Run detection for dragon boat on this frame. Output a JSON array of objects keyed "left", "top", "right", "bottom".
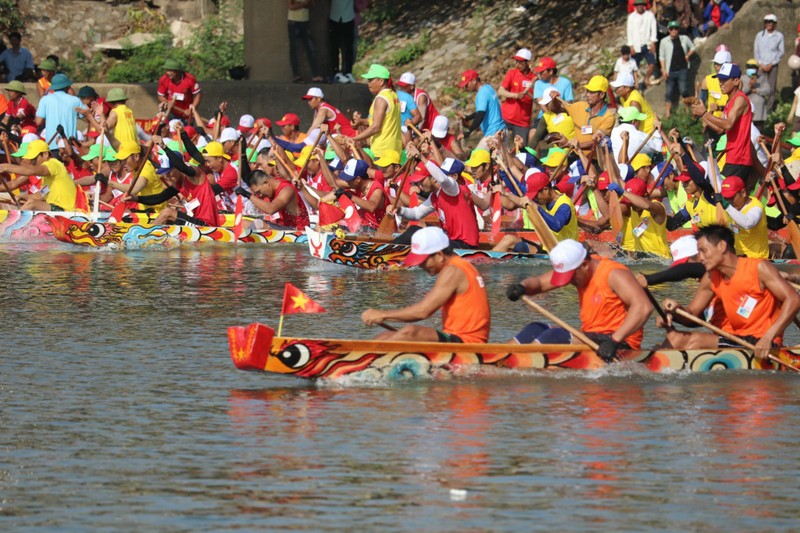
[
  {"left": 0, "top": 209, "right": 152, "bottom": 242},
  {"left": 46, "top": 215, "right": 307, "bottom": 249},
  {"left": 306, "top": 227, "right": 548, "bottom": 269},
  {"left": 228, "top": 323, "right": 800, "bottom": 380}
]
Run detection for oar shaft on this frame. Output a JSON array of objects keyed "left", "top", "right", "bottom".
[
  {"left": 378, "top": 322, "right": 397, "bottom": 332},
  {"left": 522, "top": 296, "right": 600, "bottom": 350}
]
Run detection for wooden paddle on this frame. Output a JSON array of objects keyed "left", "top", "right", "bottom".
[
  {"left": 600, "top": 142, "right": 625, "bottom": 237},
  {"left": 375, "top": 156, "right": 416, "bottom": 239},
  {"left": 109, "top": 139, "right": 156, "bottom": 222},
  {"left": 522, "top": 296, "right": 600, "bottom": 351},
  {"left": 674, "top": 308, "right": 800, "bottom": 372},
  {"left": 1, "top": 137, "right": 19, "bottom": 208},
  {"left": 755, "top": 138, "right": 781, "bottom": 201},
  {"left": 496, "top": 159, "right": 559, "bottom": 251},
  {"left": 92, "top": 125, "right": 105, "bottom": 219},
  {"left": 706, "top": 144, "right": 726, "bottom": 225},
  {"left": 646, "top": 153, "right": 675, "bottom": 197},
  {"left": 764, "top": 168, "right": 800, "bottom": 258},
  {"left": 379, "top": 322, "right": 397, "bottom": 332},
  {"left": 630, "top": 127, "right": 656, "bottom": 161}
]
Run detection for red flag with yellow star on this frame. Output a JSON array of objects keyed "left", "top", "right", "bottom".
[{"left": 281, "top": 283, "right": 326, "bottom": 315}]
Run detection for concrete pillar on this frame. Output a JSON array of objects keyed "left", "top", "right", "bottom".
[{"left": 244, "top": 0, "right": 331, "bottom": 81}]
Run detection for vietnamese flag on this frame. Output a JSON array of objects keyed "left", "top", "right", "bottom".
[
  {"left": 281, "top": 282, "right": 326, "bottom": 315},
  {"left": 317, "top": 201, "right": 345, "bottom": 227},
  {"left": 337, "top": 194, "right": 362, "bottom": 233},
  {"left": 490, "top": 191, "right": 502, "bottom": 239}
]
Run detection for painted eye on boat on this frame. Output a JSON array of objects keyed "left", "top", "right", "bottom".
[
  {"left": 279, "top": 344, "right": 310, "bottom": 368},
  {"left": 87, "top": 224, "right": 106, "bottom": 239}
]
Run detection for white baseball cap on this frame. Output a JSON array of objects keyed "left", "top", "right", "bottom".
[
  {"left": 22, "top": 132, "right": 39, "bottom": 144},
  {"left": 713, "top": 50, "right": 732, "bottom": 64},
  {"left": 168, "top": 119, "right": 181, "bottom": 132},
  {"left": 610, "top": 72, "right": 635, "bottom": 88},
  {"left": 238, "top": 114, "right": 255, "bottom": 128},
  {"left": 397, "top": 72, "right": 416, "bottom": 86},
  {"left": 431, "top": 115, "right": 449, "bottom": 139},
  {"left": 404, "top": 226, "right": 450, "bottom": 266},
  {"left": 548, "top": 239, "right": 588, "bottom": 287},
  {"left": 302, "top": 87, "right": 324, "bottom": 100},
  {"left": 537, "top": 88, "right": 560, "bottom": 106},
  {"left": 670, "top": 235, "right": 698, "bottom": 266},
  {"left": 218, "top": 127, "right": 240, "bottom": 143},
  {"left": 514, "top": 48, "right": 532, "bottom": 62},
  {"left": 764, "top": 13, "right": 777, "bottom": 23}
]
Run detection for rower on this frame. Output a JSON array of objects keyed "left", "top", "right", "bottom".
[
  {"left": 106, "top": 141, "right": 167, "bottom": 212},
  {"left": 0, "top": 139, "right": 77, "bottom": 211},
  {"left": 506, "top": 239, "right": 653, "bottom": 361},
  {"left": 608, "top": 177, "right": 671, "bottom": 259},
  {"left": 661, "top": 225, "right": 800, "bottom": 360},
  {"left": 361, "top": 226, "right": 491, "bottom": 343},
  {"left": 325, "top": 158, "right": 387, "bottom": 230},
  {"left": 715, "top": 175, "right": 768, "bottom": 258},
  {"left": 491, "top": 170, "right": 577, "bottom": 253},
  {"left": 391, "top": 142, "right": 480, "bottom": 249},
  {"left": 236, "top": 169, "right": 310, "bottom": 230}
]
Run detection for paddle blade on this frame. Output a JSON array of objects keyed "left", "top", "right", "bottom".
[
  {"left": 337, "top": 194, "right": 362, "bottom": 233},
  {"left": 609, "top": 191, "right": 624, "bottom": 235},
  {"left": 374, "top": 208, "right": 396, "bottom": 239},
  {"left": 490, "top": 192, "right": 502, "bottom": 239},
  {"left": 232, "top": 194, "right": 244, "bottom": 240},
  {"left": 789, "top": 220, "right": 800, "bottom": 258},
  {"left": 108, "top": 201, "right": 126, "bottom": 223}
]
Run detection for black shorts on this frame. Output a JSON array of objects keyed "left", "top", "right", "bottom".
[
  {"left": 50, "top": 204, "right": 65, "bottom": 212},
  {"left": 175, "top": 211, "right": 208, "bottom": 227},
  {"left": 436, "top": 330, "right": 463, "bottom": 343},
  {"left": 720, "top": 163, "right": 751, "bottom": 184}
]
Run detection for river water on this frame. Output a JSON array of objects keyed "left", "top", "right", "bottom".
[{"left": 1, "top": 243, "right": 799, "bottom": 531}]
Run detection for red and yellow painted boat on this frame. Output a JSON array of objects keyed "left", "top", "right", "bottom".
[{"left": 228, "top": 323, "right": 800, "bottom": 380}]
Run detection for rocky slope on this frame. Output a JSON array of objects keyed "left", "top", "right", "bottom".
[{"left": 355, "top": 0, "right": 629, "bottom": 115}]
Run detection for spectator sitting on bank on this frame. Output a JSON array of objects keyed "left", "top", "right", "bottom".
[
  {"left": 36, "top": 57, "right": 57, "bottom": 97},
  {"left": 698, "top": 0, "right": 735, "bottom": 39},
  {"left": 0, "top": 32, "right": 34, "bottom": 83},
  {"left": 613, "top": 45, "right": 640, "bottom": 89},
  {"left": 742, "top": 58, "right": 771, "bottom": 131}
]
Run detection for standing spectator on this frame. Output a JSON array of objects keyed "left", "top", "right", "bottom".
[
  {"left": 497, "top": 48, "right": 535, "bottom": 144},
  {"left": 613, "top": 45, "right": 640, "bottom": 88},
  {"left": 742, "top": 58, "right": 771, "bottom": 131},
  {"left": 659, "top": 20, "right": 696, "bottom": 119},
  {"left": 791, "top": 22, "right": 800, "bottom": 90},
  {"left": 287, "top": 0, "right": 323, "bottom": 83},
  {"left": 329, "top": 0, "right": 355, "bottom": 84},
  {"left": 754, "top": 13, "right": 784, "bottom": 112},
  {"left": 698, "top": 1, "right": 734, "bottom": 39},
  {"left": 533, "top": 57, "right": 574, "bottom": 109},
  {"left": 35, "top": 73, "right": 84, "bottom": 150},
  {"left": 457, "top": 69, "right": 506, "bottom": 148},
  {"left": 157, "top": 59, "right": 202, "bottom": 122},
  {"left": 670, "top": 0, "right": 696, "bottom": 37},
  {"left": 627, "top": 0, "right": 659, "bottom": 90},
  {"left": 0, "top": 32, "right": 34, "bottom": 83},
  {"left": 36, "top": 57, "right": 56, "bottom": 97}
]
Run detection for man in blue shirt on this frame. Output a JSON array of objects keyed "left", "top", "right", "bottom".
[
  {"left": 457, "top": 69, "right": 505, "bottom": 147},
  {"left": 35, "top": 73, "right": 86, "bottom": 150},
  {"left": 0, "top": 32, "right": 34, "bottom": 82}
]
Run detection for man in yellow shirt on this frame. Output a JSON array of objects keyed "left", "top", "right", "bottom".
[
  {"left": 610, "top": 72, "right": 655, "bottom": 133},
  {"left": 352, "top": 64, "right": 402, "bottom": 159},
  {"left": 563, "top": 75, "right": 616, "bottom": 156},
  {"left": 0, "top": 139, "right": 77, "bottom": 211},
  {"left": 106, "top": 142, "right": 167, "bottom": 211},
  {"left": 104, "top": 88, "right": 137, "bottom": 148}
]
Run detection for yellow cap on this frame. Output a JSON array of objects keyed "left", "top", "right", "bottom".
[
  {"left": 203, "top": 141, "right": 230, "bottom": 160},
  {"left": 584, "top": 75, "right": 609, "bottom": 93},
  {"left": 374, "top": 149, "right": 401, "bottom": 167},
  {"left": 115, "top": 142, "right": 141, "bottom": 160},
  {"left": 464, "top": 148, "right": 491, "bottom": 168},
  {"left": 542, "top": 149, "right": 567, "bottom": 168},
  {"left": 631, "top": 153, "right": 652, "bottom": 171},
  {"left": 294, "top": 145, "right": 318, "bottom": 168},
  {"left": 22, "top": 139, "right": 50, "bottom": 160}
]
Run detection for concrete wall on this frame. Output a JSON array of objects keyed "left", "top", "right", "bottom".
[
  {"left": 244, "top": 0, "right": 332, "bottom": 82},
  {"left": 18, "top": 80, "right": 372, "bottom": 128},
  {"left": 697, "top": 0, "right": 800, "bottom": 98}
]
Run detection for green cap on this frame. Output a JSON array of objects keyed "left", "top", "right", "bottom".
[
  {"left": 542, "top": 147, "right": 568, "bottom": 167},
  {"left": 363, "top": 147, "right": 375, "bottom": 160},
  {"left": 38, "top": 58, "right": 57, "bottom": 71},
  {"left": 157, "top": 139, "right": 181, "bottom": 154},
  {"left": 324, "top": 147, "right": 336, "bottom": 160},
  {"left": 361, "top": 64, "right": 390, "bottom": 80},
  {"left": 668, "top": 20, "right": 680, "bottom": 29},
  {"left": 106, "top": 87, "right": 128, "bottom": 102},
  {"left": 788, "top": 133, "right": 800, "bottom": 147},
  {"left": 246, "top": 147, "right": 258, "bottom": 163},
  {"left": 11, "top": 142, "right": 28, "bottom": 158},
  {"left": 5, "top": 80, "right": 25, "bottom": 94},
  {"left": 81, "top": 143, "right": 116, "bottom": 162},
  {"left": 618, "top": 106, "right": 648, "bottom": 123},
  {"left": 163, "top": 58, "right": 184, "bottom": 71},
  {"left": 715, "top": 134, "right": 728, "bottom": 151}
]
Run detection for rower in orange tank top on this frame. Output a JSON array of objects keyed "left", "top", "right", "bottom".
[{"left": 361, "top": 227, "right": 491, "bottom": 343}]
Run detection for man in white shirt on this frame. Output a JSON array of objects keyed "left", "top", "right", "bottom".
[
  {"left": 626, "top": 0, "right": 658, "bottom": 89},
  {"left": 754, "top": 13, "right": 784, "bottom": 112}
]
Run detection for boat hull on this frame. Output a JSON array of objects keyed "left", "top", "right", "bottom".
[
  {"left": 306, "top": 227, "right": 547, "bottom": 269},
  {"left": 46, "top": 215, "right": 307, "bottom": 249},
  {"left": 228, "top": 323, "right": 799, "bottom": 379}
]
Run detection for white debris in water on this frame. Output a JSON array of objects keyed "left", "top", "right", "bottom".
[{"left": 449, "top": 488, "right": 467, "bottom": 501}]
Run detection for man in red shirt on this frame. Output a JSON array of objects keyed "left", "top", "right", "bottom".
[
  {"left": 497, "top": 48, "right": 535, "bottom": 144},
  {"left": 157, "top": 58, "right": 201, "bottom": 122},
  {"left": 303, "top": 87, "right": 357, "bottom": 137},
  {"left": 691, "top": 62, "right": 753, "bottom": 185},
  {"left": 2, "top": 80, "right": 36, "bottom": 129}
]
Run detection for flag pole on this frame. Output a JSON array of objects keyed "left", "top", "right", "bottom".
[{"left": 277, "top": 313, "right": 285, "bottom": 337}]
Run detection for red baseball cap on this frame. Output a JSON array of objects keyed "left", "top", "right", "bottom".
[
  {"left": 534, "top": 57, "right": 557, "bottom": 73},
  {"left": 674, "top": 172, "right": 692, "bottom": 182},
  {"left": 255, "top": 117, "right": 272, "bottom": 129},
  {"left": 720, "top": 176, "right": 745, "bottom": 199},
  {"left": 184, "top": 125, "right": 197, "bottom": 138},
  {"left": 458, "top": 70, "right": 479, "bottom": 88},
  {"left": 276, "top": 113, "right": 300, "bottom": 127},
  {"left": 556, "top": 173, "right": 574, "bottom": 197},
  {"left": 408, "top": 162, "right": 431, "bottom": 183},
  {"left": 621, "top": 177, "right": 647, "bottom": 204},
  {"left": 596, "top": 171, "right": 610, "bottom": 191},
  {"left": 524, "top": 171, "right": 550, "bottom": 199},
  {"left": 788, "top": 179, "right": 800, "bottom": 191}
]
